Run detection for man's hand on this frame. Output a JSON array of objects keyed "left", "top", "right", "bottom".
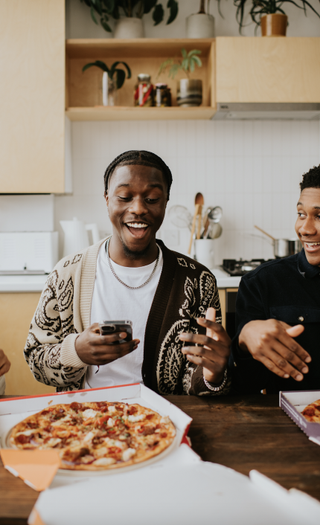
[
  {"left": 0, "top": 349, "right": 11, "bottom": 376},
  {"left": 75, "top": 323, "right": 140, "bottom": 366},
  {"left": 238, "top": 319, "right": 311, "bottom": 381},
  {"left": 180, "top": 308, "right": 231, "bottom": 384}
]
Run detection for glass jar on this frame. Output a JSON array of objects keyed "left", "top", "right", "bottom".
[
  {"left": 134, "top": 74, "right": 154, "bottom": 107},
  {"left": 155, "top": 83, "right": 171, "bottom": 107}
]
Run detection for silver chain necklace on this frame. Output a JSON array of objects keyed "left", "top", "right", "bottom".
[{"left": 106, "top": 238, "right": 160, "bottom": 290}]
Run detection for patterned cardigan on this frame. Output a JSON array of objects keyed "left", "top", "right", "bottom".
[{"left": 24, "top": 239, "right": 230, "bottom": 395}]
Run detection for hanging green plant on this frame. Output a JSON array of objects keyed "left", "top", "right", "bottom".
[{"left": 82, "top": 60, "right": 131, "bottom": 89}]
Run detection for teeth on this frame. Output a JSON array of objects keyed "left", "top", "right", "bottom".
[
  {"left": 306, "top": 242, "right": 320, "bottom": 246},
  {"left": 126, "top": 223, "right": 147, "bottom": 228}
]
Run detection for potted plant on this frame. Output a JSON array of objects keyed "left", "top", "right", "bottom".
[
  {"left": 80, "top": 0, "right": 179, "bottom": 38},
  {"left": 82, "top": 60, "right": 131, "bottom": 106},
  {"left": 158, "top": 48, "right": 203, "bottom": 107},
  {"left": 233, "top": 0, "right": 320, "bottom": 36},
  {"left": 186, "top": 0, "right": 215, "bottom": 38}
]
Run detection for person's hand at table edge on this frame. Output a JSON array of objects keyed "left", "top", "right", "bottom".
[
  {"left": 0, "top": 349, "right": 11, "bottom": 376},
  {"left": 180, "top": 307, "right": 231, "bottom": 385},
  {"left": 75, "top": 323, "right": 140, "bottom": 366},
  {"left": 238, "top": 319, "right": 311, "bottom": 381}
]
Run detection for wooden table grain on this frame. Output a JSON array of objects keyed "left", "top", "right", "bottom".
[{"left": 1, "top": 394, "right": 320, "bottom": 524}]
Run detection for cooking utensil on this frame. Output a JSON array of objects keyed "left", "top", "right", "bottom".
[
  {"left": 208, "top": 222, "right": 222, "bottom": 239},
  {"left": 188, "top": 193, "right": 204, "bottom": 254},
  {"left": 188, "top": 204, "right": 200, "bottom": 254},
  {"left": 168, "top": 205, "right": 192, "bottom": 229},
  {"left": 201, "top": 206, "right": 223, "bottom": 239},
  {"left": 196, "top": 192, "right": 204, "bottom": 240},
  {"left": 254, "top": 225, "right": 301, "bottom": 258}
]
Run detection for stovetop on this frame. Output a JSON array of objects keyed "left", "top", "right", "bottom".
[{"left": 222, "top": 259, "right": 274, "bottom": 276}]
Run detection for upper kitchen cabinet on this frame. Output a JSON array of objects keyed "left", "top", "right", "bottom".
[
  {"left": 0, "top": 0, "right": 68, "bottom": 194},
  {"left": 216, "top": 37, "right": 320, "bottom": 103},
  {"left": 66, "top": 39, "right": 216, "bottom": 121}
]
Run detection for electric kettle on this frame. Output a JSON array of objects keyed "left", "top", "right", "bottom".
[{"left": 60, "top": 218, "right": 100, "bottom": 257}]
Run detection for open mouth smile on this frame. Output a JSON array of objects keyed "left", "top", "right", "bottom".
[{"left": 125, "top": 222, "right": 149, "bottom": 238}]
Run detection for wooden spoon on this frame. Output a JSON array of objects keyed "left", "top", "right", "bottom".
[
  {"left": 196, "top": 192, "right": 204, "bottom": 240},
  {"left": 254, "top": 225, "right": 275, "bottom": 242},
  {"left": 188, "top": 193, "right": 204, "bottom": 254}
]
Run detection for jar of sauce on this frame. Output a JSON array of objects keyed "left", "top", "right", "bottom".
[
  {"left": 134, "top": 74, "right": 154, "bottom": 107},
  {"left": 155, "top": 83, "right": 171, "bottom": 107}
]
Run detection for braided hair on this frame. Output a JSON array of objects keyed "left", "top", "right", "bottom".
[
  {"left": 300, "top": 165, "right": 320, "bottom": 192},
  {"left": 104, "top": 150, "right": 173, "bottom": 200}
]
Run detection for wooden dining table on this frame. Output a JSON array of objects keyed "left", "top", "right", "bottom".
[{"left": 1, "top": 393, "right": 320, "bottom": 524}]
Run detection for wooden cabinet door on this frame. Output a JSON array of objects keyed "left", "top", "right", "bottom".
[
  {"left": 0, "top": 293, "right": 55, "bottom": 396},
  {"left": 216, "top": 37, "right": 320, "bottom": 103},
  {"left": 0, "top": 0, "right": 66, "bottom": 193}
]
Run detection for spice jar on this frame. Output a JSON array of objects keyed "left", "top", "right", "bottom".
[
  {"left": 134, "top": 74, "right": 154, "bottom": 107},
  {"left": 155, "top": 83, "right": 171, "bottom": 107}
]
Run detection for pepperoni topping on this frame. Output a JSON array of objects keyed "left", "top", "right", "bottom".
[
  {"left": 128, "top": 406, "right": 137, "bottom": 415},
  {"left": 70, "top": 402, "right": 83, "bottom": 413},
  {"left": 16, "top": 434, "right": 33, "bottom": 444}
]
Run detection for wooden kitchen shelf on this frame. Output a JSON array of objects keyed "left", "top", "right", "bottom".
[{"left": 65, "top": 38, "right": 216, "bottom": 120}]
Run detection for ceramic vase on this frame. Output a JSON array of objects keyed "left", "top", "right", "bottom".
[
  {"left": 113, "top": 17, "right": 144, "bottom": 39},
  {"left": 177, "top": 79, "right": 202, "bottom": 107},
  {"left": 260, "top": 14, "right": 288, "bottom": 36},
  {"left": 186, "top": 13, "right": 215, "bottom": 38}
]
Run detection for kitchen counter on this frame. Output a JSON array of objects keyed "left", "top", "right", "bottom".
[
  {"left": 0, "top": 274, "right": 48, "bottom": 292},
  {"left": 0, "top": 268, "right": 241, "bottom": 293}
]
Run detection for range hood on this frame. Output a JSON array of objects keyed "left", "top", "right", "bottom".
[{"left": 212, "top": 103, "right": 320, "bottom": 121}]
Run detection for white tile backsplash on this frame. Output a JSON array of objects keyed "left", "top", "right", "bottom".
[{"left": 52, "top": 119, "right": 320, "bottom": 263}]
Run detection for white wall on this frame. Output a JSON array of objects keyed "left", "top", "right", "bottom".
[{"left": 57, "top": 1, "right": 320, "bottom": 264}]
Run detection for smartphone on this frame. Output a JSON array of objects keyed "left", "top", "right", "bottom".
[{"left": 99, "top": 320, "right": 133, "bottom": 344}]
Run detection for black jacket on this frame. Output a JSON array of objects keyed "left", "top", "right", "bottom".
[{"left": 231, "top": 250, "right": 320, "bottom": 393}]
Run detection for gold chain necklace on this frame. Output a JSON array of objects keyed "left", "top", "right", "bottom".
[{"left": 105, "top": 238, "right": 160, "bottom": 290}]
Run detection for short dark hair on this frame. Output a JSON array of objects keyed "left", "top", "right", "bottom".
[
  {"left": 300, "top": 165, "right": 320, "bottom": 192},
  {"left": 104, "top": 150, "right": 173, "bottom": 200}
]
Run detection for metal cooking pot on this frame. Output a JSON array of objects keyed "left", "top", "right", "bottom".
[
  {"left": 254, "top": 226, "right": 302, "bottom": 258},
  {"left": 274, "top": 238, "right": 302, "bottom": 258}
]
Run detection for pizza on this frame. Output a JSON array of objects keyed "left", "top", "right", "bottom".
[
  {"left": 8, "top": 401, "right": 176, "bottom": 470},
  {"left": 301, "top": 399, "right": 320, "bottom": 423}
]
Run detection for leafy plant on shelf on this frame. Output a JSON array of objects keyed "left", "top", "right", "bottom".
[
  {"left": 80, "top": 0, "right": 179, "bottom": 32},
  {"left": 158, "top": 49, "right": 202, "bottom": 79},
  {"left": 234, "top": 0, "right": 320, "bottom": 33},
  {"left": 82, "top": 60, "right": 131, "bottom": 89}
]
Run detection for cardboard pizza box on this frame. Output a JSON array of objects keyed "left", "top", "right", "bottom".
[
  {"left": 280, "top": 390, "right": 320, "bottom": 445},
  {"left": 30, "top": 445, "right": 320, "bottom": 525},
  {"left": 0, "top": 383, "right": 192, "bottom": 489}
]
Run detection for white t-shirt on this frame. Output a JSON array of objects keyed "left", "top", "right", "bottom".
[{"left": 84, "top": 242, "right": 163, "bottom": 389}]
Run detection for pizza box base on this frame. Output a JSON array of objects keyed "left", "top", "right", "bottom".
[
  {"left": 0, "top": 383, "right": 192, "bottom": 483},
  {"left": 280, "top": 390, "right": 320, "bottom": 445},
  {"left": 30, "top": 444, "right": 320, "bottom": 525}
]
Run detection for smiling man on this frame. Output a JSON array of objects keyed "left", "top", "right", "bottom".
[
  {"left": 24, "top": 150, "right": 231, "bottom": 395},
  {"left": 231, "top": 165, "right": 320, "bottom": 393}
]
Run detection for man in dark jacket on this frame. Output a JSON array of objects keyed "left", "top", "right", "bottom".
[{"left": 232, "top": 165, "right": 320, "bottom": 393}]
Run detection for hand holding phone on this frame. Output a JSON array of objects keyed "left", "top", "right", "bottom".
[
  {"left": 75, "top": 321, "right": 139, "bottom": 366},
  {"left": 99, "top": 320, "right": 133, "bottom": 344}
]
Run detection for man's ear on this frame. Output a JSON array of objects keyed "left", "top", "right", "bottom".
[{"left": 104, "top": 191, "right": 108, "bottom": 205}]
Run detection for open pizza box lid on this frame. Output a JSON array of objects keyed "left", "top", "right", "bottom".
[
  {"left": 0, "top": 383, "right": 192, "bottom": 489},
  {"left": 280, "top": 390, "right": 320, "bottom": 445},
  {"left": 28, "top": 444, "right": 320, "bottom": 525}
]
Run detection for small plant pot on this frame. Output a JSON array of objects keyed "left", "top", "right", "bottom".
[
  {"left": 260, "top": 14, "right": 288, "bottom": 37},
  {"left": 113, "top": 17, "right": 144, "bottom": 39},
  {"left": 101, "top": 72, "right": 117, "bottom": 106},
  {"left": 186, "top": 13, "right": 215, "bottom": 38},
  {"left": 177, "top": 79, "right": 202, "bottom": 107}
]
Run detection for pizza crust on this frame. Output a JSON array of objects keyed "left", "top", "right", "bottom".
[{"left": 8, "top": 401, "right": 176, "bottom": 471}]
